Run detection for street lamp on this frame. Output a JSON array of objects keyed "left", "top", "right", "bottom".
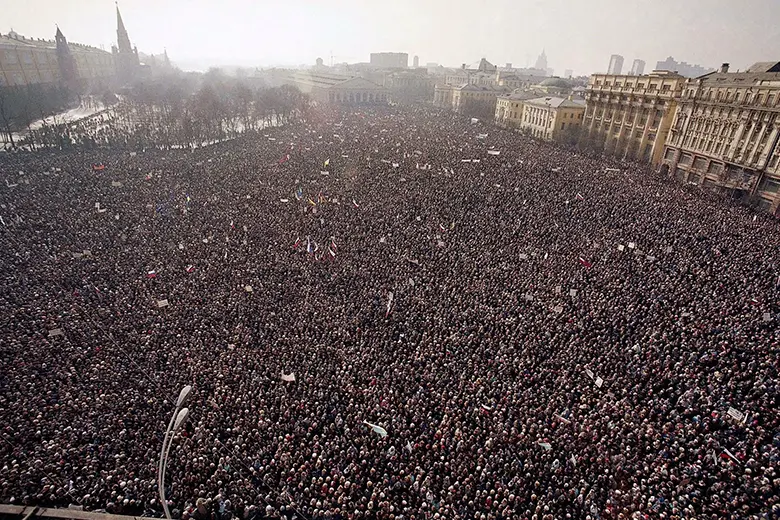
[{"left": 158, "top": 386, "right": 192, "bottom": 519}]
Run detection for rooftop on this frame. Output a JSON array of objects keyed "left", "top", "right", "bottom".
[{"left": 525, "top": 96, "right": 586, "bottom": 109}]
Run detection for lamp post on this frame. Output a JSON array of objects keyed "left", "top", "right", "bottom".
[{"left": 158, "top": 385, "right": 192, "bottom": 519}]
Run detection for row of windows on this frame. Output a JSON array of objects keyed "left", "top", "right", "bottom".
[
  {"left": 593, "top": 79, "right": 678, "bottom": 92},
  {"left": 685, "top": 87, "right": 779, "bottom": 107}
]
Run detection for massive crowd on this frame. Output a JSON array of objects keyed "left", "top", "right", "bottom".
[{"left": 0, "top": 105, "right": 778, "bottom": 520}]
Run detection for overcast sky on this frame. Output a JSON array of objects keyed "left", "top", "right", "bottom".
[{"left": 2, "top": 0, "right": 779, "bottom": 74}]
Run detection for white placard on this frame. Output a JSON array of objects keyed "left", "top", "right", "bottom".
[
  {"left": 48, "top": 328, "right": 64, "bottom": 337},
  {"left": 157, "top": 299, "right": 169, "bottom": 308},
  {"left": 617, "top": 244, "right": 625, "bottom": 251},
  {"left": 569, "top": 289, "right": 578, "bottom": 297},
  {"left": 628, "top": 242, "right": 636, "bottom": 249},
  {"left": 595, "top": 376, "right": 603, "bottom": 388},
  {"left": 727, "top": 407, "right": 744, "bottom": 422}
]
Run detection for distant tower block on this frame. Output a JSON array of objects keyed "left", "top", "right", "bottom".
[{"left": 413, "top": 55, "right": 419, "bottom": 68}]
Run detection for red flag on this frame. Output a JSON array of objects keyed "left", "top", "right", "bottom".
[
  {"left": 578, "top": 257, "right": 592, "bottom": 269},
  {"left": 278, "top": 154, "right": 290, "bottom": 165},
  {"left": 147, "top": 270, "right": 157, "bottom": 278},
  {"left": 575, "top": 193, "right": 584, "bottom": 201},
  {"left": 185, "top": 265, "right": 195, "bottom": 273}
]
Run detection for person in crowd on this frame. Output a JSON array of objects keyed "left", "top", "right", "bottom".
[{"left": 0, "top": 105, "right": 777, "bottom": 520}]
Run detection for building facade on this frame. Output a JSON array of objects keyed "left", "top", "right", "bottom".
[
  {"left": 0, "top": 29, "right": 113, "bottom": 89},
  {"left": 494, "top": 91, "right": 539, "bottom": 128},
  {"left": 660, "top": 62, "right": 780, "bottom": 214},
  {"left": 369, "top": 52, "right": 407, "bottom": 69},
  {"left": 519, "top": 96, "right": 585, "bottom": 140},
  {"left": 608, "top": 55, "right": 624, "bottom": 75},
  {"left": 451, "top": 83, "right": 506, "bottom": 113},
  {"left": 287, "top": 71, "right": 388, "bottom": 105},
  {"left": 584, "top": 71, "right": 685, "bottom": 165},
  {"left": 629, "top": 59, "right": 646, "bottom": 76}
]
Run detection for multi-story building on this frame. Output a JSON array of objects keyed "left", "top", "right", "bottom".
[
  {"left": 629, "top": 59, "right": 646, "bottom": 76},
  {"left": 384, "top": 69, "right": 435, "bottom": 103},
  {"left": 451, "top": 83, "right": 507, "bottom": 113},
  {"left": 369, "top": 52, "right": 408, "bottom": 69},
  {"left": 660, "top": 61, "right": 780, "bottom": 214},
  {"left": 564, "top": 69, "right": 573, "bottom": 79},
  {"left": 583, "top": 70, "right": 685, "bottom": 165},
  {"left": 494, "top": 91, "right": 540, "bottom": 128},
  {"left": 286, "top": 71, "right": 388, "bottom": 105},
  {"left": 535, "top": 50, "right": 548, "bottom": 73},
  {"left": 519, "top": 96, "right": 585, "bottom": 141},
  {"left": 655, "top": 56, "right": 714, "bottom": 78},
  {"left": 608, "top": 55, "right": 624, "bottom": 75},
  {"left": 413, "top": 56, "right": 419, "bottom": 68}
]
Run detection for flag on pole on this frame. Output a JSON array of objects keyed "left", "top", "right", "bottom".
[
  {"left": 386, "top": 291, "right": 394, "bottom": 317},
  {"left": 352, "top": 199, "right": 360, "bottom": 208},
  {"left": 306, "top": 236, "right": 313, "bottom": 254},
  {"left": 147, "top": 270, "right": 157, "bottom": 278},
  {"left": 307, "top": 197, "right": 316, "bottom": 206},
  {"left": 185, "top": 265, "right": 195, "bottom": 273},
  {"left": 324, "top": 158, "right": 330, "bottom": 168},
  {"left": 578, "top": 257, "right": 592, "bottom": 269},
  {"left": 363, "top": 421, "right": 388, "bottom": 437},
  {"left": 293, "top": 236, "right": 301, "bottom": 250},
  {"left": 279, "top": 154, "right": 290, "bottom": 165},
  {"left": 281, "top": 372, "right": 296, "bottom": 382},
  {"left": 576, "top": 193, "right": 584, "bottom": 201},
  {"left": 295, "top": 187, "right": 303, "bottom": 200}
]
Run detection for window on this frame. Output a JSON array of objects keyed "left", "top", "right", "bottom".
[
  {"left": 665, "top": 148, "right": 676, "bottom": 160},
  {"left": 649, "top": 83, "right": 657, "bottom": 91},
  {"left": 693, "top": 157, "right": 707, "bottom": 170},
  {"left": 4, "top": 50, "right": 17, "bottom": 63},
  {"left": 637, "top": 83, "right": 645, "bottom": 89},
  {"left": 662, "top": 84, "right": 671, "bottom": 92},
  {"left": 758, "top": 176, "right": 780, "bottom": 193},
  {"left": 768, "top": 94, "right": 776, "bottom": 106},
  {"left": 561, "top": 123, "right": 565, "bottom": 130},
  {"left": 708, "top": 162, "right": 724, "bottom": 174},
  {"left": 22, "top": 51, "right": 32, "bottom": 64},
  {"left": 680, "top": 153, "right": 693, "bottom": 166}
]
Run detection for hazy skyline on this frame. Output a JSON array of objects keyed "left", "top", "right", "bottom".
[{"left": 2, "top": 0, "right": 779, "bottom": 74}]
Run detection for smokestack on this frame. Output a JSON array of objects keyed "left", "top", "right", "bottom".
[
  {"left": 461, "top": 63, "right": 466, "bottom": 69},
  {"left": 720, "top": 63, "right": 729, "bottom": 73}
]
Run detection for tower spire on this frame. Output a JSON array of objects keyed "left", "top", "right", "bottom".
[{"left": 116, "top": 2, "right": 132, "bottom": 53}]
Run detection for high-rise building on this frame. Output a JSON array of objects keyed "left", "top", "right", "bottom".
[
  {"left": 607, "top": 54, "right": 624, "bottom": 75},
  {"left": 112, "top": 5, "right": 140, "bottom": 84},
  {"left": 660, "top": 61, "right": 780, "bottom": 215},
  {"left": 629, "top": 59, "right": 645, "bottom": 76},
  {"left": 369, "top": 52, "right": 408, "bottom": 69},
  {"left": 413, "top": 55, "right": 419, "bottom": 68},
  {"left": 564, "top": 69, "right": 573, "bottom": 78},
  {"left": 534, "top": 50, "right": 548, "bottom": 73},
  {"left": 655, "top": 56, "right": 715, "bottom": 78}
]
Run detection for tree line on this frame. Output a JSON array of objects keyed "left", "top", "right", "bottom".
[{"left": 5, "top": 68, "right": 313, "bottom": 151}]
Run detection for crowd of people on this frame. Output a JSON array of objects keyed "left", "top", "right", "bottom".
[{"left": 0, "top": 104, "right": 778, "bottom": 520}]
